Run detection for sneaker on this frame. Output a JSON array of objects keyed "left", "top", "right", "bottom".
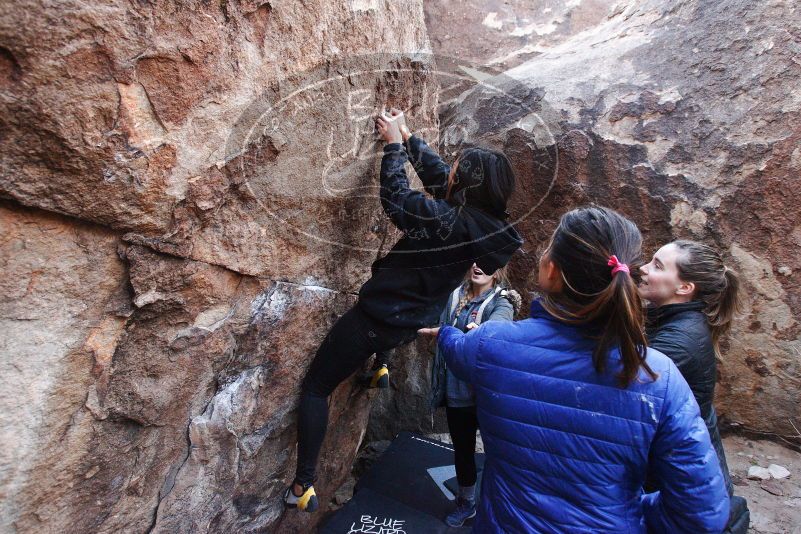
[
  {"left": 283, "top": 482, "right": 319, "bottom": 513},
  {"left": 445, "top": 497, "right": 476, "bottom": 527}
]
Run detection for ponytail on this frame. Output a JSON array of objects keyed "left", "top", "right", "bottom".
[
  {"left": 602, "top": 273, "right": 652, "bottom": 386},
  {"left": 541, "top": 207, "right": 656, "bottom": 387},
  {"left": 673, "top": 241, "right": 743, "bottom": 357}
]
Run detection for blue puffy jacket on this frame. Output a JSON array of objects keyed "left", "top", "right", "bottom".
[{"left": 438, "top": 300, "right": 730, "bottom": 533}]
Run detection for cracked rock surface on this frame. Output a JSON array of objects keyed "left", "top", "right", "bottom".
[{"left": 0, "top": 0, "right": 436, "bottom": 532}]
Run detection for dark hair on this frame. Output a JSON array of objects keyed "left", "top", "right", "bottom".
[
  {"left": 672, "top": 240, "right": 742, "bottom": 357},
  {"left": 448, "top": 147, "right": 515, "bottom": 219},
  {"left": 541, "top": 206, "right": 656, "bottom": 386}
]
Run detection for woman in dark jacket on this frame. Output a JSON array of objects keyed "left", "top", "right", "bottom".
[
  {"left": 420, "top": 207, "right": 729, "bottom": 533},
  {"left": 284, "top": 110, "right": 522, "bottom": 512},
  {"left": 639, "top": 240, "right": 748, "bottom": 532},
  {"left": 429, "top": 263, "right": 521, "bottom": 527}
]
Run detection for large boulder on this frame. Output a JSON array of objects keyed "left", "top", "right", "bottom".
[
  {"left": 0, "top": 0, "right": 437, "bottom": 532},
  {"left": 424, "top": 0, "right": 801, "bottom": 439},
  {"left": 424, "top": 0, "right": 619, "bottom": 70},
  {"left": 364, "top": 339, "right": 447, "bottom": 443}
]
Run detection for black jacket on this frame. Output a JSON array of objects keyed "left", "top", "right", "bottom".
[
  {"left": 357, "top": 136, "right": 523, "bottom": 329},
  {"left": 646, "top": 301, "right": 733, "bottom": 496},
  {"left": 647, "top": 301, "right": 716, "bottom": 419}
]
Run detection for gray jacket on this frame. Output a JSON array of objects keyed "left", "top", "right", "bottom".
[{"left": 430, "top": 285, "right": 518, "bottom": 409}]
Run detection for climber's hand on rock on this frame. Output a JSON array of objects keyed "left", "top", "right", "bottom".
[
  {"left": 389, "top": 107, "right": 412, "bottom": 141},
  {"left": 417, "top": 326, "right": 440, "bottom": 338},
  {"left": 375, "top": 112, "right": 403, "bottom": 144}
]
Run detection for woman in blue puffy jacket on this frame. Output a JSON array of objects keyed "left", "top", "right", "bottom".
[{"left": 420, "top": 206, "right": 730, "bottom": 533}]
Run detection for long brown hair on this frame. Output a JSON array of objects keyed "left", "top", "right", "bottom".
[
  {"left": 541, "top": 206, "right": 656, "bottom": 387},
  {"left": 672, "top": 240, "right": 742, "bottom": 356}
]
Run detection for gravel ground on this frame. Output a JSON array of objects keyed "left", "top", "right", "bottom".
[{"left": 723, "top": 435, "right": 801, "bottom": 534}]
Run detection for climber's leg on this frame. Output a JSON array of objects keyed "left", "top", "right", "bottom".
[
  {"left": 290, "top": 305, "right": 415, "bottom": 502},
  {"left": 375, "top": 349, "right": 393, "bottom": 368},
  {"left": 294, "top": 389, "right": 329, "bottom": 488}
]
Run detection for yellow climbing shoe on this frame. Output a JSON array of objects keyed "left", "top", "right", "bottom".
[
  {"left": 283, "top": 483, "right": 319, "bottom": 513},
  {"left": 369, "top": 364, "right": 389, "bottom": 389}
]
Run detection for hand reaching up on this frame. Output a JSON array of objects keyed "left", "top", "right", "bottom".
[
  {"left": 389, "top": 108, "right": 412, "bottom": 141},
  {"left": 375, "top": 111, "right": 402, "bottom": 144}
]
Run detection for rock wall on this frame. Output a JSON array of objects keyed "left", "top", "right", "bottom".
[
  {"left": 364, "top": 340, "right": 447, "bottom": 443},
  {"left": 0, "top": 1, "right": 436, "bottom": 532},
  {"left": 420, "top": 0, "right": 801, "bottom": 440},
  {"left": 4, "top": 0, "right": 800, "bottom": 530},
  {"left": 424, "top": 0, "right": 619, "bottom": 70}
]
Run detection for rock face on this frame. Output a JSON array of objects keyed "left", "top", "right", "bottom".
[
  {"left": 364, "top": 340, "right": 447, "bottom": 443},
  {"left": 4, "top": 0, "right": 801, "bottom": 531},
  {"left": 0, "top": 1, "right": 436, "bottom": 532},
  {"left": 419, "top": 0, "right": 801, "bottom": 440},
  {"left": 424, "top": 0, "right": 620, "bottom": 70}
]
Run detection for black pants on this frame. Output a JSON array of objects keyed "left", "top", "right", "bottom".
[
  {"left": 446, "top": 406, "right": 479, "bottom": 487},
  {"left": 295, "top": 305, "right": 417, "bottom": 485},
  {"left": 374, "top": 349, "right": 393, "bottom": 368}
]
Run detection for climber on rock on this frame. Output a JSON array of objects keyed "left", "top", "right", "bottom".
[{"left": 283, "top": 108, "right": 523, "bottom": 513}]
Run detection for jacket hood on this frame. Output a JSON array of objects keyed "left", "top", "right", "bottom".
[{"left": 463, "top": 207, "right": 523, "bottom": 274}]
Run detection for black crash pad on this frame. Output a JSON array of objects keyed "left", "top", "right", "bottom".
[
  {"left": 320, "top": 488, "right": 455, "bottom": 533},
  {"left": 320, "top": 432, "right": 485, "bottom": 533}
]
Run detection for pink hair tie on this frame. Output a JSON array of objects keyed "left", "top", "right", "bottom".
[{"left": 608, "top": 255, "right": 630, "bottom": 276}]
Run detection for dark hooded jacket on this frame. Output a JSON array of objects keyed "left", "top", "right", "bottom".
[
  {"left": 357, "top": 135, "right": 522, "bottom": 329},
  {"left": 646, "top": 301, "right": 733, "bottom": 496}
]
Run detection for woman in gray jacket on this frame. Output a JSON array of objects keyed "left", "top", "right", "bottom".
[{"left": 430, "top": 263, "right": 521, "bottom": 527}]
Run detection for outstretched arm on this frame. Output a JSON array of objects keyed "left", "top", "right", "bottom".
[
  {"left": 376, "top": 112, "right": 455, "bottom": 236},
  {"left": 436, "top": 325, "right": 482, "bottom": 383},
  {"left": 405, "top": 135, "right": 450, "bottom": 199},
  {"left": 387, "top": 108, "right": 450, "bottom": 199}
]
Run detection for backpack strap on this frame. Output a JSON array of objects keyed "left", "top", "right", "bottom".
[
  {"left": 447, "top": 285, "right": 462, "bottom": 325},
  {"left": 473, "top": 286, "right": 504, "bottom": 325}
]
